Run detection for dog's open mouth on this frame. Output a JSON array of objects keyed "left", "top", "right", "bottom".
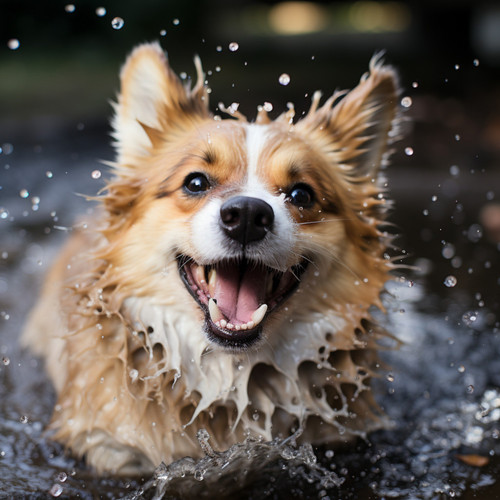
[{"left": 178, "top": 256, "right": 308, "bottom": 348}]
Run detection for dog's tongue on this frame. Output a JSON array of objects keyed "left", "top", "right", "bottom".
[{"left": 214, "top": 262, "right": 266, "bottom": 325}]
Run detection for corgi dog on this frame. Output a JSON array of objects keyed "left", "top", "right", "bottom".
[{"left": 23, "top": 42, "right": 401, "bottom": 475}]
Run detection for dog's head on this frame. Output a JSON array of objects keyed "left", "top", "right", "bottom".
[{"left": 103, "top": 42, "right": 400, "bottom": 352}]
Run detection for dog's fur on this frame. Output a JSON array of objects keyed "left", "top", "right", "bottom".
[{"left": 23, "top": 42, "right": 401, "bottom": 475}]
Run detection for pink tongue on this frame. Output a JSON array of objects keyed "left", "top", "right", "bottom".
[{"left": 214, "top": 262, "right": 266, "bottom": 324}]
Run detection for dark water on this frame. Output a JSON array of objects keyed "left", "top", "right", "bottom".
[{"left": 1, "top": 133, "right": 500, "bottom": 499}]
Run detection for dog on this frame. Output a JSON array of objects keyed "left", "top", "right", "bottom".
[{"left": 22, "top": 42, "right": 401, "bottom": 475}]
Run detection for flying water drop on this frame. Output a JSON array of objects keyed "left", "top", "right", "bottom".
[
  {"left": 111, "top": 17, "right": 125, "bottom": 30},
  {"left": 279, "top": 73, "right": 291, "bottom": 86}
]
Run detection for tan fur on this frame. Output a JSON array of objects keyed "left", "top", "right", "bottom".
[{"left": 22, "top": 42, "right": 401, "bottom": 475}]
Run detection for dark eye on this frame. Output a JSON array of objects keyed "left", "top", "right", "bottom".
[
  {"left": 288, "top": 183, "right": 315, "bottom": 208},
  {"left": 183, "top": 172, "right": 211, "bottom": 194}
]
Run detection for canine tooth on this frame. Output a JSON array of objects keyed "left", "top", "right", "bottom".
[
  {"left": 208, "top": 298, "right": 224, "bottom": 323},
  {"left": 208, "top": 268, "right": 217, "bottom": 296},
  {"left": 194, "top": 264, "right": 205, "bottom": 285},
  {"left": 251, "top": 304, "right": 268, "bottom": 326}
]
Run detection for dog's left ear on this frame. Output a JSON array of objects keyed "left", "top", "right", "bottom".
[
  {"left": 298, "top": 55, "right": 400, "bottom": 178},
  {"left": 112, "top": 42, "right": 210, "bottom": 165}
]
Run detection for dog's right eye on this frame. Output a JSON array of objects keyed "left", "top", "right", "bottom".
[{"left": 183, "top": 173, "right": 211, "bottom": 194}]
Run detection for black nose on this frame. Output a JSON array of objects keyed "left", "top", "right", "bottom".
[{"left": 219, "top": 196, "right": 274, "bottom": 246}]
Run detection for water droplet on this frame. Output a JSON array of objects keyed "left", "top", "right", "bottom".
[
  {"left": 462, "top": 311, "right": 478, "bottom": 326},
  {"left": 49, "top": 484, "right": 64, "bottom": 497},
  {"left": 64, "top": 4, "right": 75, "bottom": 13},
  {"left": 194, "top": 469, "right": 205, "bottom": 481},
  {"left": 458, "top": 365, "right": 465, "bottom": 373},
  {"left": 450, "top": 164, "right": 460, "bottom": 177},
  {"left": 454, "top": 63, "right": 460, "bottom": 70},
  {"left": 91, "top": 170, "right": 102, "bottom": 179},
  {"left": 57, "top": 472, "right": 68, "bottom": 483},
  {"left": 19, "top": 189, "right": 29, "bottom": 199},
  {"left": 172, "top": 18, "right": 180, "bottom": 26},
  {"left": 404, "top": 146, "right": 414, "bottom": 156},
  {"left": 473, "top": 58, "right": 480, "bottom": 67},
  {"left": 386, "top": 373, "right": 395, "bottom": 382},
  {"left": 441, "top": 243, "right": 455, "bottom": 259},
  {"left": 46, "top": 171, "right": 53, "bottom": 178},
  {"left": 279, "top": 73, "right": 291, "bottom": 86},
  {"left": 0, "top": 208, "right": 9, "bottom": 220},
  {"left": 263, "top": 102, "right": 273, "bottom": 112},
  {"left": 160, "top": 29, "right": 167, "bottom": 36},
  {"left": 454, "top": 134, "right": 461, "bottom": 141},
  {"left": 431, "top": 195, "right": 437, "bottom": 202},
  {"left": 2, "top": 357, "right": 10, "bottom": 366},
  {"left": 129, "top": 369, "right": 139, "bottom": 382},
  {"left": 467, "top": 385, "right": 474, "bottom": 394},
  {"left": 412, "top": 81, "right": 419, "bottom": 88},
  {"left": 228, "top": 42, "right": 239, "bottom": 52},
  {"left": 7, "top": 39, "right": 20, "bottom": 50},
  {"left": 444, "top": 275, "right": 457, "bottom": 288},
  {"left": 467, "top": 223, "right": 483, "bottom": 243},
  {"left": 111, "top": 17, "right": 124, "bottom": 30},
  {"left": 216, "top": 45, "right": 222, "bottom": 52},
  {"left": 95, "top": 7, "right": 106, "bottom": 17},
  {"left": 20, "top": 415, "right": 29, "bottom": 424},
  {"left": 401, "top": 96, "right": 412, "bottom": 108}
]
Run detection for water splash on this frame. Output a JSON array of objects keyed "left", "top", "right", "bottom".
[{"left": 125, "top": 429, "right": 342, "bottom": 499}]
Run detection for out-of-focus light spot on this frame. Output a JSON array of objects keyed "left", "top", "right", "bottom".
[
  {"left": 268, "top": 2, "right": 327, "bottom": 35},
  {"left": 349, "top": 2, "right": 411, "bottom": 33}
]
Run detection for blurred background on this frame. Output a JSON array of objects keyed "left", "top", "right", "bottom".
[{"left": 1, "top": 1, "right": 500, "bottom": 498}]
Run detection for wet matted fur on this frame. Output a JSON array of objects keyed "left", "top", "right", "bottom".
[{"left": 23, "top": 42, "right": 401, "bottom": 475}]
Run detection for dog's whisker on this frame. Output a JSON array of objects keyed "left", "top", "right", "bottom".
[{"left": 296, "top": 218, "right": 353, "bottom": 226}]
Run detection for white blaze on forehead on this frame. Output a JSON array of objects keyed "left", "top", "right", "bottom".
[{"left": 245, "top": 123, "right": 271, "bottom": 190}]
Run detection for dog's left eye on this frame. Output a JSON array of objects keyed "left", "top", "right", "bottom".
[
  {"left": 287, "top": 183, "right": 315, "bottom": 208},
  {"left": 183, "top": 173, "right": 211, "bottom": 194}
]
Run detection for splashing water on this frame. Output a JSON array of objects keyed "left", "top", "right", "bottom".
[{"left": 125, "top": 429, "right": 341, "bottom": 500}]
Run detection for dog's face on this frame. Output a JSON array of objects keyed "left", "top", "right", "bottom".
[{"left": 104, "top": 43, "right": 399, "bottom": 352}]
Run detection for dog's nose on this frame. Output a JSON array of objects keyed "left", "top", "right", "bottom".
[{"left": 219, "top": 196, "right": 274, "bottom": 245}]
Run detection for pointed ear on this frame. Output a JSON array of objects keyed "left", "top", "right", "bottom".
[
  {"left": 298, "top": 55, "right": 401, "bottom": 178},
  {"left": 111, "top": 42, "right": 210, "bottom": 165}
]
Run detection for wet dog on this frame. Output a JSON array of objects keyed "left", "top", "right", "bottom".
[{"left": 23, "top": 42, "right": 401, "bottom": 474}]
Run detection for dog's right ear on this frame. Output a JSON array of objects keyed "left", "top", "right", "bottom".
[{"left": 111, "top": 42, "right": 210, "bottom": 166}]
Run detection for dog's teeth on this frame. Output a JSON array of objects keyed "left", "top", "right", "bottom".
[
  {"left": 220, "top": 319, "right": 227, "bottom": 328},
  {"left": 251, "top": 304, "right": 268, "bottom": 326},
  {"left": 194, "top": 264, "right": 205, "bottom": 285},
  {"left": 208, "top": 298, "right": 225, "bottom": 323},
  {"left": 208, "top": 268, "right": 217, "bottom": 296}
]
